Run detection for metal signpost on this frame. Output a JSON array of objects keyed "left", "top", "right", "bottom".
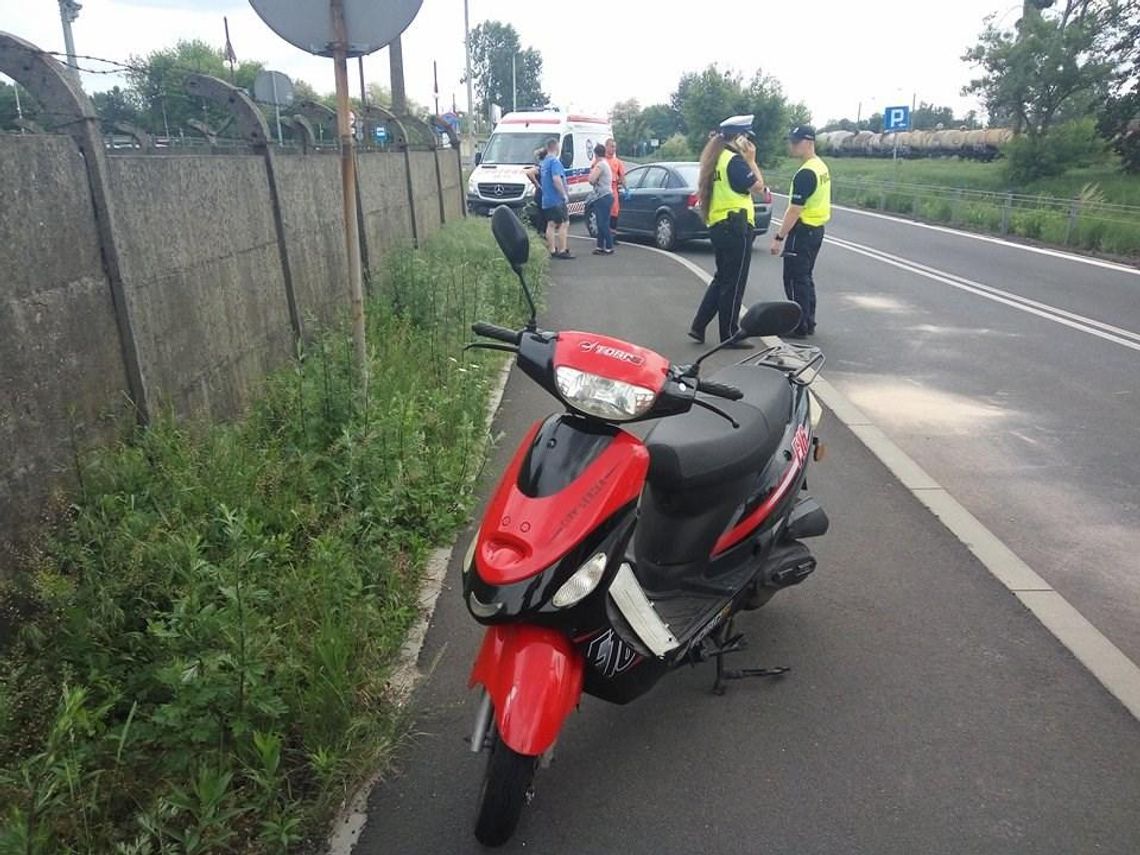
[
  {"left": 253, "top": 69, "right": 295, "bottom": 144},
  {"left": 883, "top": 104, "right": 912, "bottom": 162},
  {"left": 248, "top": 0, "right": 424, "bottom": 386}
]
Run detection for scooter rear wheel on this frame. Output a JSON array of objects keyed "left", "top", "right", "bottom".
[{"left": 474, "top": 730, "right": 538, "bottom": 847}]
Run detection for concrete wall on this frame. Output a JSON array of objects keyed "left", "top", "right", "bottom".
[
  {"left": 409, "top": 150, "right": 444, "bottom": 242},
  {"left": 358, "top": 151, "right": 415, "bottom": 257},
  {"left": 275, "top": 154, "right": 349, "bottom": 327},
  {"left": 0, "top": 136, "right": 133, "bottom": 537},
  {"left": 0, "top": 137, "right": 463, "bottom": 564},
  {"left": 107, "top": 154, "right": 294, "bottom": 421}
]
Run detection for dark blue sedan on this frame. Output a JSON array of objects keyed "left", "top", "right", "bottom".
[{"left": 587, "top": 161, "right": 772, "bottom": 251}]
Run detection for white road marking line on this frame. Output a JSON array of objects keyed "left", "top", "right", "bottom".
[
  {"left": 767, "top": 218, "right": 1140, "bottom": 352},
  {"left": 771, "top": 192, "right": 1140, "bottom": 277},
  {"left": 824, "top": 234, "right": 1140, "bottom": 352},
  {"left": 618, "top": 238, "right": 1140, "bottom": 722}
]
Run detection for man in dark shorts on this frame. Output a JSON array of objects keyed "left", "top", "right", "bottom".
[{"left": 539, "top": 137, "right": 573, "bottom": 259}]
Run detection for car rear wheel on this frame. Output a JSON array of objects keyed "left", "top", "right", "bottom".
[
  {"left": 474, "top": 730, "right": 538, "bottom": 847},
  {"left": 654, "top": 213, "right": 676, "bottom": 251}
]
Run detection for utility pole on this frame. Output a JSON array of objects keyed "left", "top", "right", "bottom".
[
  {"left": 464, "top": 0, "right": 475, "bottom": 136},
  {"left": 330, "top": 0, "right": 368, "bottom": 387},
  {"left": 389, "top": 35, "right": 407, "bottom": 114},
  {"left": 511, "top": 54, "right": 516, "bottom": 113},
  {"left": 57, "top": 0, "right": 82, "bottom": 86},
  {"left": 433, "top": 59, "right": 440, "bottom": 116},
  {"left": 358, "top": 56, "right": 367, "bottom": 108}
]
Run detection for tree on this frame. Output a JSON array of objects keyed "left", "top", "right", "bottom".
[
  {"left": 0, "top": 80, "right": 40, "bottom": 131},
  {"left": 127, "top": 39, "right": 263, "bottom": 135},
  {"left": 962, "top": 0, "right": 1115, "bottom": 139},
  {"left": 92, "top": 86, "right": 144, "bottom": 128},
  {"left": 656, "top": 133, "right": 692, "bottom": 160},
  {"left": 671, "top": 65, "right": 804, "bottom": 165},
  {"left": 467, "top": 21, "right": 547, "bottom": 121},
  {"left": 1098, "top": 0, "right": 1140, "bottom": 172},
  {"left": 912, "top": 102, "right": 957, "bottom": 130},
  {"left": 610, "top": 98, "right": 648, "bottom": 154},
  {"left": 641, "top": 103, "right": 685, "bottom": 142}
]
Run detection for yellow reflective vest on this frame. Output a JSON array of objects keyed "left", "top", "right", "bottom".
[
  {"left": 793, "top": 155, "right": 831, "bottom": 227},
  {"left": 707, "top": 148, "right": 755, "bottom": 227}
]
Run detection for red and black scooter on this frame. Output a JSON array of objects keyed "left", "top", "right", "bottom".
[{"left": 463, "top": 208, "right": 830, "bottom": 846}]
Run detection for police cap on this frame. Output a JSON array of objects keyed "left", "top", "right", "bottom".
[{"left": 718, "top": 114, "right": 755, "bottom": 140}]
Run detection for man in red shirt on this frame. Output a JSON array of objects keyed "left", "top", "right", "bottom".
[{"left": 605, "top": 138, "right": 626, "bottom": 237}]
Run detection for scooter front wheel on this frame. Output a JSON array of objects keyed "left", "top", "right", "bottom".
[{"left": 474, "top": 730, "right": 538, "bottom": 847}]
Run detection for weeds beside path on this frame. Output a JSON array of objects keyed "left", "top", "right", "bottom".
[{"left": 0, "top": 220, "right": 545, "bottom": 853}]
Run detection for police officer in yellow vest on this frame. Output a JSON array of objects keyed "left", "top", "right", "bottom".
[
  {"left": 689, "top": 115, "right": 768, "bottom": 347},
  {"left": 770, "top": 125, "right": 830, "bottom": 338}
]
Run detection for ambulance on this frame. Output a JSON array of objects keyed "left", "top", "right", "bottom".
[{"left": 466, "top": 108, "right": 614, "bottom": 217}]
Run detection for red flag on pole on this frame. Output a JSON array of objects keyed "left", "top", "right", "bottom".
[{"left": 223, "top": 16, "right": 237, "bottom": 74}]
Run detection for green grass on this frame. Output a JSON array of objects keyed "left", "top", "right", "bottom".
[
  {"left": 766, "top": 157, "right": 1140, "bottom": 207},
  {"left": 0, "top": 219, "right": 546, "bottom": 854},
  {"left": 764, "top": 157, "right": 1140, "bottom": 257}
]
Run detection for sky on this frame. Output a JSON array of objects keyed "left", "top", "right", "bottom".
[{"left": 1, "top": 0, "right": 1025, "bottom": 125}]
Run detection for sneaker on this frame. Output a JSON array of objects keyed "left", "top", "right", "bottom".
[
  {"left": 687, "top": 328, "right": 705, "bottom": 344},
  {"left": 722, "top": 340, "right": 755, "bottom": 350},
  {"left": 593, "top": 248, "right": 606, "bottom": 255},
  {"left": 604, "top": 249, "right": 615, "bottom": 255},
  {"left": 556, "top": 251, "right": 575, "bottom": 260}
]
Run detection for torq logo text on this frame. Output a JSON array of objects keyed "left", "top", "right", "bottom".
[{"left": 578, "top": 341, "right": 645, "bottom": 365}]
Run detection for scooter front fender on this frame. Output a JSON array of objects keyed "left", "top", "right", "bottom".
[{"left": 469, "top": 624, "right": 584, "bottom": 756}]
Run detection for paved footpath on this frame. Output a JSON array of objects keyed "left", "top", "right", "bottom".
[{"left": 355, "top": 236, "right": 1140, "bottom": 855}]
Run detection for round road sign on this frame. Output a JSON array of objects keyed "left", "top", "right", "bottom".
[{"left": 248, "top": 0, "right": 424, "bottom": 58}]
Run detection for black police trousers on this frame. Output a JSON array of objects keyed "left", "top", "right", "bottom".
[
  {"left": 782, "top": 222, "right": 825, "bottom": 334},
  {"left": 692, "top": 212, "right": 754, "bottom": 342}
]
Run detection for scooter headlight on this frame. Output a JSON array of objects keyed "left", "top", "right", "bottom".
[
  {"left": 551, "top": 552, "right": 607, "bottom": 609},
  {"left": 555, "top": 367, "right": 657, "bottom": 422}
]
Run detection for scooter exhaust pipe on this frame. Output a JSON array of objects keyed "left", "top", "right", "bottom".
[{"left": 761, "top": 541, "right": 817, "bottom": 589}]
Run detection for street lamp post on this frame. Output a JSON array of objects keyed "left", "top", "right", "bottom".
[
  {"left": 464, "top": 0, "right": 475, "bottom": 137},
  {"left": 57, "top": 0, "right": 82, "bottom": 87}
]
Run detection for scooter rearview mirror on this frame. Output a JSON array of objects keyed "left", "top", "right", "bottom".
[{"left": 491, "top": 206, "right": 538, "bottom": 329}]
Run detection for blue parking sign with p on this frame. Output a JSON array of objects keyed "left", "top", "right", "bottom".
[{"left": 884, "top": 105, "right": 911, "bottom": 133}]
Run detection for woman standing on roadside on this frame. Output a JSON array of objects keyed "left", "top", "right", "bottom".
[
  {"left": 587, "top": 143, "right": 615, "bottom": 255},
  {"left": 688, "top": 115, "right": 767, "bottom": 346}
]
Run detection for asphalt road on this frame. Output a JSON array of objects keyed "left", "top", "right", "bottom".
[
  {"left": 356, "top": 229, "right": 1140, "bottom": 855},
  {"left": 673, "top": 203, "right": 1140, "bottom": 665}
]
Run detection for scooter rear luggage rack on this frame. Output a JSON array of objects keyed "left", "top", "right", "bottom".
[{"left": 736, "top": 342, "right": 825, "bottom": 385}]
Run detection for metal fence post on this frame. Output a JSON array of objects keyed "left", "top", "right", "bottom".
[
  {"left": 952, "top": 188, "right": 962, "bottom": 226},
  {"left": 1000, "top": 192, "right": 1012, "bottom": 235},
  {"left": 1, "top": 33, "right": 151, "bottom": 424},
  {"left": 1065, "top": 198, "right": 1080, "bottom": 245}
]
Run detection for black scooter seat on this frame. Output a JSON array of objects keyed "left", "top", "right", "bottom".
[{"left": 646, "top": 365, "right": 792, "bottom": 492}]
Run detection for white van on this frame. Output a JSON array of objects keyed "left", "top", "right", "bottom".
[{"left": 466, "top": 109, "right": 614, "bottom": 217}]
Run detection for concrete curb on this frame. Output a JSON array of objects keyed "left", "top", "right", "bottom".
[{"left": 326, "top": 357, "right": 514, "bottom": 855}]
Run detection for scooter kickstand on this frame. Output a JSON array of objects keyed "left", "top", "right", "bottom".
[{"left": 710, "top": 619, "right": 791, "bottom": 695}]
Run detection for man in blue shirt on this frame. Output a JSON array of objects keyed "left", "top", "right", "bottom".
[{"left": 539, "top": 138, "right": 573, "bottom": 259}]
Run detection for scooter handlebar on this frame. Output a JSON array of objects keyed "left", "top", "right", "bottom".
[
  {"left": 697, "top": 379, "right": 744, "bottom": 401},
  {"left": 471, "top": 321, "right": 521, "bottom": 344}
]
